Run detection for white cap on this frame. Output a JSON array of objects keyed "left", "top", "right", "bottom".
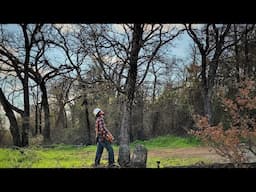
[{"left": 93, "top": 108, "right": 101, "bottom": 117}]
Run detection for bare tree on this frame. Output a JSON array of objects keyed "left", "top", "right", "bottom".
[
  {"left": 26, "top": 24, "right": 76, "bottom": 143},
  {"left": 0, "top": 24, "right": 73, "bottom": 145},
  {"left": 185, "top": 24, "right": 241, "bottom": 124},
  {"left": 46, "top": 24, "right": 98, "bottom": 145},
  {"left": 0, "top": 24, "right": 45, "bottom": 146},
  {"left": 185, "top": 24, "right": 253, "bottom": 124},
  {"left": 78, "top": 24, "right": 183, "bottom": 166}
]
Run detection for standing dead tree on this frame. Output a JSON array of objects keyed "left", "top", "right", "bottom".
[{"left": 78, "top": 24, "right": 183, "bottom": 166}]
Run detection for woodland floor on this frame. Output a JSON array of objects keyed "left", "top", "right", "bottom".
[{"left": 149, "top": 147, "right": 226, "bottom": 163}]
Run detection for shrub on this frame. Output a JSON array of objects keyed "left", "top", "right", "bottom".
[{"left": 190, "top": 79, "right": 256, "bottom": 166}]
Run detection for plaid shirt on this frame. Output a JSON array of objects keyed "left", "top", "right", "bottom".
[{"left": 95, "top": 115, "right": 108, "bottom": 142}]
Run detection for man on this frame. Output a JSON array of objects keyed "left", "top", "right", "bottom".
[{"left": 93, "top": 108, "right": 115, "bottom": 167}]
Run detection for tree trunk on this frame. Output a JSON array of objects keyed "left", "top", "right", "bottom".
[
  {"left": 22, "top": 69, "right": 30, "bottom": 147},
  {"left": 244, "top": 25, "right": 250, "bottom": 77},
  {"left": 55, "top": 102, "right": 67, "bottom": 129},
  {"left": 53, "top": 101, "right": 67, "bottom": 142},
  {"left": 234, "top": 25, "right": 240, "bottom": 82},
  {"left": 83, "top": 98, "right": 91, "bottom": 145},
  {"left": 201, "top": 69, "right": 213, "bottom": 124},
  {"left": 201, "top": 54, "right": 211, "bottom": 119},
  {"left": 118, "top": 24, "right": 143, "bottom": 167},
  {"left": 118, "top": 101, "right": 131, "bottom": 167},
  {"left": 21, "top": 99, "right": 29, "bottom": 146},
  {"left": 202, "top": 88, "right": 213, "bottom": 124},
  {"left": 21, "top": 24, "right": 30, "bottom": 147},
  {"left": 132, "top": 92, "right": 144, "bottom": 140},
  {"left": 207, "top": 49, "right": 221, "bottom": 124},
  {"left": 34, "top": 85, "right": 40, "bottom": 135},
  {"left": 40, "top": 82, "right": 51, "bottom": 143},
  {"left": 152, "top": 73, "right": 157, "bottom": 103},
  {"left": 201, "top": 51, "right": 220, "bottom": 125},
  {"left": 35, "top": 104, "right": 38, "bottom": 135},
  {"left": 152, "top": 111, "right": 159, "bottom": 137},
  {"left": 0, "top": 88, "right": 22, "bottom": 146},
  {"left": 22, "top": 61, "right": 30, "bottom": 146},
  {"left": 39, "top": 103, "right": 42, "bottom": 134},
  {"left": 138, "top": 93, "right": 144, "bottom": 139}
]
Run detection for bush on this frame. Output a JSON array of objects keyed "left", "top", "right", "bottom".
[{"left": 190, "top": 79, "right": 256, "bottom": 166}]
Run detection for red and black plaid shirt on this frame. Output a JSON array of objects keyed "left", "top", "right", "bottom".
[{"left": 95, "top": 115, "right": 108, "bottom": 142}]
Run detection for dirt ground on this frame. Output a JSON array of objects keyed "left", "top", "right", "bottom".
[{"left": 148, "top": 147, "right": 228, "bottom": 163}]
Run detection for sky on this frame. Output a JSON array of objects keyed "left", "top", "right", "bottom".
[
  {"left": 2, "top": 24, "right": 193, "bottom": 61},
  {"left": 0, "top": 24, "right": 194, "bottom": 123},
  {"left": 171, "top": 32, "right": 192, "bottom": 59},
  {"left": 112, "top": 24, "right": 193, "bottom": 60}
]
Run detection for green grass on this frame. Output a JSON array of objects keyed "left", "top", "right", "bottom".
[
  {"left": 131, "top": 135, "right": 202, "bottom": 149},
  {"left": 147, "top": 157, "right": 210, "bottom": 168},
  {"left": 0, "top": 135, "right": 204, "bottom": 168}
]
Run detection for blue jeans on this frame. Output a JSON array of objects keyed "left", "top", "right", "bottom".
[{"left": 95, "top": 140, "right": 115, "bottom": 166}]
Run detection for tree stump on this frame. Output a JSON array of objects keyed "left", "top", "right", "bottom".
[
  {"left": 131, "top": 144, "right": 147, "bottom": 168},
  {"left": 118, "top": 144, "right": 131, "bottom": 167}
]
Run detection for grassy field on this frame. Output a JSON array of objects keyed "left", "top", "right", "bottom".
[
  {"left": 131, "top": 135, "right": 201, "bottom": 149},
  {"left": 0, "top": 135, "right": 209, "bottom": 168}
]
